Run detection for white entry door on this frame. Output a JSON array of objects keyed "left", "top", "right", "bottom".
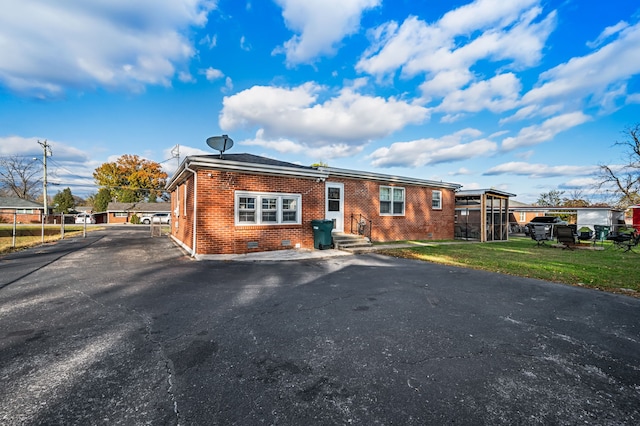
[{"left": 325, "top": 182, "right": 344, "bottom": 232}]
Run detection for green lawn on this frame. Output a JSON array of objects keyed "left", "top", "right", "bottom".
[{"left": 377, "top": 237, "right": 638, "bottom": 296}]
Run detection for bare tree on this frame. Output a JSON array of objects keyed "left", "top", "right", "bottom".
[
  {"left": 0, "top": 155, "right": 42, "bottom": 200},
  {"left": 597, "top": 124, "right": 640, "bottom": 208}
]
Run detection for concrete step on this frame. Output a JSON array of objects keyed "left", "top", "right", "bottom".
[{"left": 332, "top": 232, "right": 373, "bottom": 251}]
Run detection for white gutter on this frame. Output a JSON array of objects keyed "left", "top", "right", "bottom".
[
  {"left": 184, "top": 164, "right": 198, "bottom": 257},
  {"left": 166, "top": 158, "right": 328, "bottom": 191},
  {"left": 319, "top": 166, "right": 461, "bottom": 190}
]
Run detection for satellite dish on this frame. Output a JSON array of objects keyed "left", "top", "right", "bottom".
[{"left": 206, "top": 135, "right": 234, "bottom": 158}]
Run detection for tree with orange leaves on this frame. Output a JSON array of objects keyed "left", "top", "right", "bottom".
[{"left": 93, "top": 154, "right": 168, "bottom": 204}]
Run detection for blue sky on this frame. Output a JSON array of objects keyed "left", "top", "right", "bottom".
[{"left": 1, "top": 0, "right": 639, "bottom": 203}]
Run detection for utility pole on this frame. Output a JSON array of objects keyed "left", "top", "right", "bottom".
[{"left": 38, "top": 140, "right": 51, "bottom": 219}]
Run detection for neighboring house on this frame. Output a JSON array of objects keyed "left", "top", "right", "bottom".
[
  {"left": 509, "top": 204, "right": 626, "bottom": 232},
  {"left": 166, "top": 153, "right": 461, "bottom": 257},
  {"left": 0, "top": 197, "right": 46, "bottom": 223},
  {"left": 104, "top": 202, "right": 171, "bottom": 224}
]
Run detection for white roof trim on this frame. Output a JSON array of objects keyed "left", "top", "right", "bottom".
[
  {"left": 319, "top": 166, "right": 461, "bottom": 190},
  {"left": 167, "top": 157, "right": 328, "bottom": 190}
]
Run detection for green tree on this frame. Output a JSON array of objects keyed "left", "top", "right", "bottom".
[
  {"left": 597, "top": 124, "right": 640, "bottom": 208},
  {"left": 535, "top": 190, "right": 564, "bottom": 206},
  {"left": 52, "top": 187, "right": 75, "bottom": 213},
  {"left": 88, "top": 187, "right": 113, "bottom": 212},
  {"left": 93, "top": 154, "right": 168, "bottom": 203}
]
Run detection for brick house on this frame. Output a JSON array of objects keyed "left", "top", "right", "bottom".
[
  {"left": 103, "top": 202, "right": 171, "bottom": 224},
  {"left": 0, "top": 197, "right": 46, "bottom": 224},
  {"left": 166, "top": 154, "right": 461, "bottom": 258}
]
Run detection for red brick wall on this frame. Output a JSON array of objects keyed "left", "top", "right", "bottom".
[
  {"left": 170, "top": 169, "right": 456, "bottom": 255},
  {"left": 332, "top": 178, "right": 455, "bottom": 241},
  {"left": 0, "top": 210, "right": 42, "bottom": 224},
  {"left": 171, "top": 177, "right": 196, "bottom": 252},
  {"left": 108, "top": 213, "right": 129, "bottom": 224},
  {"left": 191, "top": 170, "right": 324, "bottom": 255}
]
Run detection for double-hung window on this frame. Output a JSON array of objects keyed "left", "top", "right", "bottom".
[
  {"left": 380, "top": 186, "right": 405, "bottom": 216},
  {"left": 236, "top": 191, "right": 301, "bottom": 225},
  {"left": 432, "top": 190, "right": 442, "bottom": 210}
]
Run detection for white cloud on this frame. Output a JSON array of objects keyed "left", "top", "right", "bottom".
[
  {"left": 558, "top": 177, "right": 600, "bottom": 189},
  {"left": 242, "top": 130, "right": 364, "bottom": 160},
  {"left": 240, "top": 35, "right": 251, "bottom": 51},
  {"left": 357, "top": 0, "right": 555, "bottom": 111},
  {"left": 0, "top": 136, "right": 90, "bottom": 162},
  {"left": 522, "top": 21, "right": 640, "bottom": 112},
  {"left": 368, "top": 128, "right": 497, "bottom": 168},
  {"left": 586, "top": 21, "right": 629, "bottom": 49},
  {"left": 178, "top": 72, "right": 196, "bottom": 83},
  {"left": 219, "top": 82, "right": 428, "bottom": 147},
  {"left": 501, "top": 112, "right": 591, "bottom": 151},
  {"left": 223, "top": 77, "right": 234, "bottom": 93},
  {"left": 484, "top": 162, "right": 598, "bottom": 178},
  {"left": 449, "top": 167, "right": 473, "bottom": 176},
  {"left": 0, "top": 0, "right": 217, "bottom": 97},
  {"left": 436, "top": 73, "right": 521, "bottom": 113},
  {"left": 199, "top": 33, "right": 218, "bottom": 49},
  {"left": 274, "top": 0, "right": 380, "bottom": 65},
  {"left": 201, "top": 67, "right": 224, "bottom": 81}
]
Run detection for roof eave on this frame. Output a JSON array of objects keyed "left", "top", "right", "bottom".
[
  {"left": 167, "top": 156, "right": 329, "bottom": 190},
  {"left": 319, "top": 166, "right": 461, "bottom": 190}
]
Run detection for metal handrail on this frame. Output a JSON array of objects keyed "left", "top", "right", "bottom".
[{"left": 350, "top": 213, "right": 372, "bottom": 241}]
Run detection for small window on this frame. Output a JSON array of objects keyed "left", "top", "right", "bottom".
[
  {"left": 432, "top": 190, "right": 442, "bottom": 210},
  {"left": 380, "top": 186, "right": 404, "bottom": 216},
  {"left": 282, "top": 198, "right": 297, "bottom": 222},
  {"left": 519, "top": 212, "right": 526, "bottom": 222},
  {"left": 114, "top": 212, "right": 128, "bottom": 217},
  {"left": 261, "top": 198, "right": 277, "bottom": 223},
  {"left": 327, "top": 187, "right": 341, "bottom": 212},
  {"left": 238, "top": 196, "right": 256, "bottom": 223}
]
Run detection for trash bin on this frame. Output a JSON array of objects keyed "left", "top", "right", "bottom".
[
  {"left": 593, "top": 225, "right": 610, "bottom": 242},
  {"left": 311, "top": 219, "right": 334, "bottom": 250}
]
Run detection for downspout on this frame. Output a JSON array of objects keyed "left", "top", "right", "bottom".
[{"left": 184, "top": 164, "right": 198, "bottom": 257}]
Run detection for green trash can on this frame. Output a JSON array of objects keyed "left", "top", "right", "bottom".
[
  {"left": 593, "top": 225, "right": 610, "bottom": 242},
  {"left": 311, "top": 219, "right": 334, "bottom": 249}
]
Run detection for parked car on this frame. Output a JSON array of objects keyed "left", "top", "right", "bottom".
[
  {"left": 141, "top": 213, "right": 171, "bottom": 224},
  {"left": 75, "top": 213, "right": 96, "bottom": 224},
  {"left": 523, "top": 216, "right": 567, "bottom": 236}
]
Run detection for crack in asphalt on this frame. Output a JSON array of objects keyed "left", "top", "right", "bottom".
[
  {"left": 133, "top": 310, "right": 182, "bottom": 426},
  {"left": 65, "top": 285, "right": 181, "bottom": 425}
]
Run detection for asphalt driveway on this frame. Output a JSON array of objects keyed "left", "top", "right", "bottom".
[{"left": 1, "top": 227, "right": 639, "bottom": 425}]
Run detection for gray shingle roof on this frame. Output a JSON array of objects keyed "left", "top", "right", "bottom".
[
  {"left": 106, "top": 202, "right": 171, "bottom": 212},
  {"left": 192, "top": 153, "right": 313, "bottom": 170},
  {"left": 0, "top": 197, "right": 44, "bottom": 209}
]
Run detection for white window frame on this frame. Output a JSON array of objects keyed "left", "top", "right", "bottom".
[
  {"left": 114, "top": 212, "right": 128, "bottom": 217},
  {"left": 235, "top": 191, "right": 302, "bottom": 226},
  {"left": 432, "top": 190, "right": 442, "bottom": 210},
  {"left": 380, "top": 186, "right": 405, "bottom": 216}
]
